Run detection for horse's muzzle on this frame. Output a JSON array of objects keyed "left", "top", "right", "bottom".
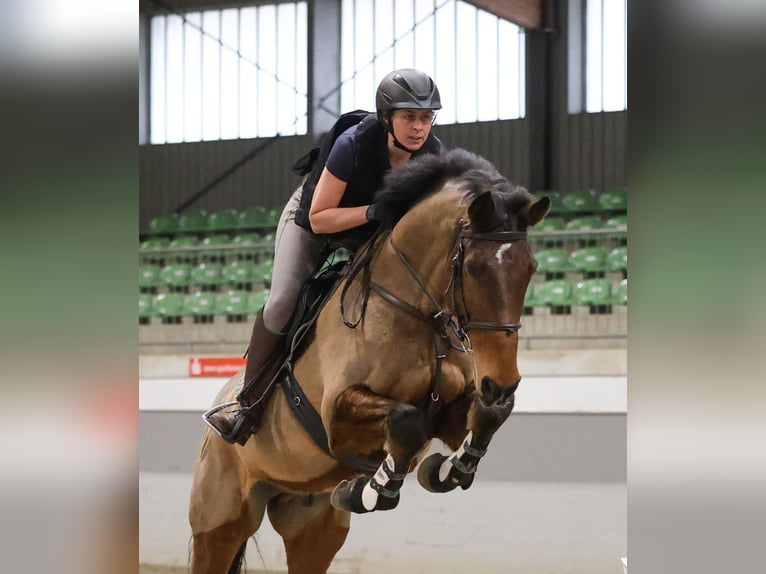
[{"left": 478, "top": 375, "right": 520, "bottom": 407}]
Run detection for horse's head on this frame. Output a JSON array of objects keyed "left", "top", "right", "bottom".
[
  {"left": 374, "top": 148, "right": 550, "bottom": 399},
  {"left": 456, "top": 171, "right": 550, "bottom": 398}
]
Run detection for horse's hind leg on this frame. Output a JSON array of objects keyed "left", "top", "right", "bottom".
[
  {"left": 267, "top": 492, "right": 350, "bottom": 574},
  {"left": 189, "top": 432, "right": 273, "bottom": 573},
  {"left": 329, "top": 384, "right": 427, "bottom": 513}
]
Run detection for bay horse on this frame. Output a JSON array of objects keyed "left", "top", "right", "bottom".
[{"left": 189, "top": 148, "right": 550, "bottom": 573}]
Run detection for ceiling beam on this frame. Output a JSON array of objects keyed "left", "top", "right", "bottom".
[{"left": 461, "top": 0, "right": 545, "bottom": 30}]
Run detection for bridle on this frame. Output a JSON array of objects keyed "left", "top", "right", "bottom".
[
  {"left": 446, "top": 223, "right": 528, "bottom": 334},
  {"left": 340, "top": 217, "right": 528, "bottom": 407},
  {"left": 367, "top": 218, "right": 526, "bottom": 337}
]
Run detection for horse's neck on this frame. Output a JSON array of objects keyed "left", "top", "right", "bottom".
[{"left": 372, "top": 193, "right": 463, "bottom": 309}]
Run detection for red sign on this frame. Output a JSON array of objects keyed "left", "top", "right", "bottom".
[{"left": 189, "top": 357, "right": 246, "bottom": 377}]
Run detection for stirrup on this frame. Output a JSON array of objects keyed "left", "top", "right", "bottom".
[{"left": 202, "top": 401, "right": 242, "bottom": 439}]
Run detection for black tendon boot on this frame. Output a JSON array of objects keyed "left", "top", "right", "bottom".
[{"left": 207, "top": 308, "right": 285, "bottom": 445}]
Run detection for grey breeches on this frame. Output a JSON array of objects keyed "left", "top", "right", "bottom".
[{"left": 262, "top": 185, "right": 326, "bottom": 334}]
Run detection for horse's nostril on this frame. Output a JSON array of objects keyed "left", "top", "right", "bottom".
[{"left": 480, "top": 376, "right": 501, "bottom": 403}]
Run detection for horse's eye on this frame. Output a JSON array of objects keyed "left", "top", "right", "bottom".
[{"left": 465, "top": 262, "right": 481, "bottom": 278}]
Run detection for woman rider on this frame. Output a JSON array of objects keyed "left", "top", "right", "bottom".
[{"left": 208, "top": 68, "right": 444, "bottom": 444}]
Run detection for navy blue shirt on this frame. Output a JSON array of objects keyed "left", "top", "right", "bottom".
[{"left": 324, "top": 124, "right": 367, "bottom": 182}]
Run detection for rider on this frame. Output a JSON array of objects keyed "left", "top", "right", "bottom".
[{"left": 208, "top": 68, "right": 444, "bottom": 444}]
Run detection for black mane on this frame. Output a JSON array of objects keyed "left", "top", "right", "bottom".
[{"left": 374, "top": 148, "right": 535, "bottom": 231}]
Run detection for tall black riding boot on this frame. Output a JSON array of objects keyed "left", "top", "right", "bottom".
[{"left": 207, "top": 308, "right": 285, "bottom": 445}]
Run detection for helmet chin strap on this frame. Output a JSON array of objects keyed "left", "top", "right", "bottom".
[{"left": 387, "top": 121, "right": 419, "bottom": 154}]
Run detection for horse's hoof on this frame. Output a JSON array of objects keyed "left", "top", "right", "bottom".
[
  {"left": 330, "top": 479, "right": 356, "bottom": 512},
  {"left": 458, "top": 471, "right": 475, "bottom": 490},
  {"left": 417, "top": 453, "right": 459, "bottom": 493},
  {"left": 331, "top": 477, "right": 401, "bottom": 513},
  {"left": 330, "top": 478, "right": 371, "bottom": 514},
  {"left": 418, "top": 453, "right": 478, "bottom": 492}
]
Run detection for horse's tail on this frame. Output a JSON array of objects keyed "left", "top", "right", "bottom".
[{"left": 227, "top": 540, "right": 248, "bottom": 574}]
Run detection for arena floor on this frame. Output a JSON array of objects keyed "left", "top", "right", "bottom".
[{"left": 140, "top": 351, "right": 626, "bottom": 573}]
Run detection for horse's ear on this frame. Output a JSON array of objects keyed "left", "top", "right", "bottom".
[
  {"left": 468, "top": 191, "right": 503, "bottom": 231},
  {"left": 523, "top": 196, "right": 551, "bottom": 227}
]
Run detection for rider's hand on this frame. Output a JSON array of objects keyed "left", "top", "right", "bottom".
[{"left": 365, "top": 203, "right": 397, "bottom": 225}]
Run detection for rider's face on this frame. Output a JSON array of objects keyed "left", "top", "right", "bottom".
[{"left": 389, "top": 109, "right": 435, "bottom": 151}]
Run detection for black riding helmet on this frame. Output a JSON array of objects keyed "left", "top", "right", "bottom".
[{"left": 376, "top": 68, "right": 441, "bottom": 152}]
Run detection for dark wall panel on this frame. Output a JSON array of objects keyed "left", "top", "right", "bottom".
[
  {"left": 437, "top": 119, "right": 532, "bottom": 188},
  {"left": 563, "top": 111, "right": 626, "bottom": 192},
  {"left": 139, "top": 111, "right": 624, "bottom": 228},
  {"left": 139, "top": 120, "right": 533, "bottom": 227},
  {"left": 139, "top": 134, "right": 314, "bottom": 226}
]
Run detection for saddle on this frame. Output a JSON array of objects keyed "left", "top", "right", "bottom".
[
  {"left": 231, "top": 259, "right": 350, "bottom": 426},
  {"left": 284, "top": 260, "right": 349, "bottom": 358}
]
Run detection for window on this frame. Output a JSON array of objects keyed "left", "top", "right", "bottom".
[
  {"left": 149, "top": 2, "right": 307, "bottom": 144},
  {"left": 339, "top": 0, "right": 525, "bottom": 124},
  {"left": 585, "top": 0, "right": 627, "bottom": 112}
]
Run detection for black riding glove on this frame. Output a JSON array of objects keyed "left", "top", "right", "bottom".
[{"left": 365, "top": 203, "right": 397, "bottom": 226}]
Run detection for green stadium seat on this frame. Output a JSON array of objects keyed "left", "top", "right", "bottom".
[
  {"left": 139, "top": 293, "right": 154, "bottom": 324},
  {"left": 604, "top": 214, "right": 628, "bottom": 229},
  {"left": 160, "top": 263, "right": 193, "bottom": 292},
  {"left": 139, "top": 237, "right": 170, "bottom": 265},
  {"left": 232, "top": 233, "right": 263, "bottom": 247},
  {"left": 523, "top": 283, "right": 537, "bottom": 313},
  {"left": 216, "top": 290, "right": 249, "bottom": 322},
  {"left": 139, "top": 265, "right": 163, "bottom": 293},
  {"left": 147, "top": 213, "right": 179, "bottom": 236},
  {"left": 168, "top": 235, "right": 200, "bottom": 263},
  {"left": 534, "top": 279, "right": 574, "bottom": 314},
  {"left": 564, "top": 215, "right": 603, "bottom": 232},
  {"left": 535, "top": 248, "right": 570, "bottom": 279},
  {"left": 537, "top": 191, "right": 564, "bottom": 215},
  {"left": 568, "top": 246, "right": 608, "bottom": 277},
  {"left": 153, "top": 292, "right": 186, "bottom": 324},
  {"left": 260, "top": 232, "right": 276, "bottom": 244},
  {"left": 248, "top": 289, "right": 270, "bottom": 314},
  {"left": 537, "top": 216, "right": 565, "bottom": 232},
  {"left": 191, "top": 262, "right": 224, "bottom": 290},
  {"left": 169, "top": 235, "right": 199, "bottom": 249},
  {"left": 178, "top": 210, "right": 209, "bottom": 234},
  {"left": 222, "top": 260, "right": 256, "bottom": 288},
  {"left": 532, "top": 216, "right": 565, "bottom": 248},
  {"left": 140, "top": 237, "right": 170, "bottom": 250},
  {"left": 207, "top": 209, "right": 239, "bottom": 232},
  {"left": 267, "top": 207, "right": 282, "bottom": 226},
  {"left": 253, "top": 259, "right": 274, "bottom": 286},
  {"left": 604, "top": 215, "right": 628, "bottom": 247},
  {"left": 613, "top": 279, "right": 627, "bottom": 305},
  {"left": 574, "top": 278, "right": 613, "bottom": 313},
  {"left": 200, "top": 234, "right": 231, "bottom": 262},
  {"left": 238, "top": 206, "right": 271, "bottom": 230},
  {"left": 598, "top": 189, "right": 627, "bottom": 212},
  {"left": 561, "top": 190, "right": 598, "bottom": 214},
  {"left": 185, "top": 291, "right": 217, "bottom": 323},
  {"left": 231, "top": 233, "right": 265, "bottom": 261},
  {"left": 606, "top": 246, "right": 628, "bottom": 277}
]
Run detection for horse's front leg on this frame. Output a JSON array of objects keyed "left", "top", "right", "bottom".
[
  {"left": 418, "top": 376, "right": 518, "bottom": 493},
  {"left": 328, "top": 384, "right": 427, "bottom": 514}
]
